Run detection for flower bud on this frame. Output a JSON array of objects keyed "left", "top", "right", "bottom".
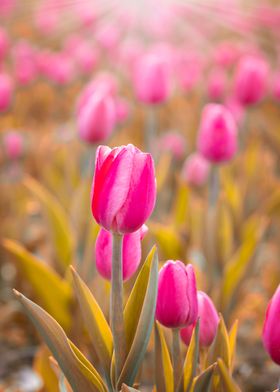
[
  {"left": 234, "top": 55, "right": 268, "bottom": 106},
  {"left": 4, "top": 131, "right": 23, "bottom": 160},
  {"left": 91, "top": 144, "right": 156, "bottom": 234},
  {"left": 77, "top": 89, "right": 116, "bottom": 144},
  {"left": 182, "top": 153, "right": 210, "bottom": 187},
  {"left": 263, "top": 285, "right": 280, "bottom": 365},
  {"left": 207, "top": 68, "right": 227, "bottom": 101},
  {"left": 156, "top": 261, "right": 198, "bottom": 328},
  {"left": 158, "top": 132, "right": 186, "bottom": 160},
  {"left": 95, "top": 225, "right": 148, "bottom": 281},
  {"left": 180, "top": 291, "right": 219, "bottom": 347},
  {"left": 197, "top": 104, "right": 237, "bottom": 163},
  {"left": 0, "top": 73, "right": 13, "bottom": 112},
  {"left": 133, "top": 53, "right": 171, "bottom": 105}
]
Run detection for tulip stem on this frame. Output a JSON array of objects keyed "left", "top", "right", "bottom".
[
  {"left": 208, "top": 165, "right": 219, "bottom": 207},
  {"left": 172, "top": 328, "right": 183, "bottom": 392},
  {"left": 111, "top": 233, "right": 126, "bottom": 386}
]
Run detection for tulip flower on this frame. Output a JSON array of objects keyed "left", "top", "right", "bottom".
[
  {"left": 91, "top": 144, "right": 156, "bottom": 234},
  {"left": 182, "top": 153, "right": 210, "bottom": 187},
  {"left": 4, "top": 132, "right": 23, "bottom": 160},
  {"left": 156, "top": 261, "right": 198, "bottom": 328},
  {"left": 158, "top": 132, "right": 186, "bottom": 160},
  {"left": 180, "top": 291, "right": 219, "bottom": 347},
  {"left": 207, "top": 68, "right": 227, "bottom": 101},
  {"left": 0, "top": 28, "right": 9, "bottom": 60},
  {"left": 263, "top": 285, "right": 280, "bottom": 365},
  {"left": 0, "top": 73, "right": 13, "bottom": 112},
  {"left": 77, "top": 89, "right": 116, "bottom": 144},
  {"left": 95, "top": 225, "right": 148, "bottom": 281},
  {"left": 197, "top": 104, "right": 237, "bottom": 163},
  {"left": 234, "top": 55, "right": 268, "bottom": 106}
]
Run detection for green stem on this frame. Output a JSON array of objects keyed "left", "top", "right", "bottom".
[
  {"left": 208, "top": 165, "right": 219, "bottom": 207},
  {"left": 172, "top": 328, "right": 183, "bottom": 392},
  {"left": 145, "top": 107, "right": 157, "bottom": 155},
  {"left": 110, "top": 233, "right": 126, "bottom": 385}
]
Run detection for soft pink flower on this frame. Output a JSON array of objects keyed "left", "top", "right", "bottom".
[
  {"left": 207, "top": 68, "right": 227, "bottom": 101},
  {"left": 91, "top": 144, "right": 156, "bottom": 234},
  {"left": 263, "top": 285, "right": 280, "bottom": 365},
  {"left": 197, "top": 104, "right": 238, "bottom": 163},
  {"left": 156, "top": 261, "right": 198, "bottom": 328},
  {"left": 158, "top": 132, "right": 186, "bottom": 160},
  {"left": 95, "top": 225, "right": 148, "bottom": 281},
  {"left": 180, "top": 291, "right": 219, "bottom": 347},
  {"left": 0, "top": 28, "right": 9, "bottom": 60},
  {"left": 182, "top": 153, "right": 210, "bottom": 186},
  {"left": 0, "top": 73, "right": 13, "bottom": 112},
  {"left": 4, "top": 132, "right": 23, "bottom": 160}
]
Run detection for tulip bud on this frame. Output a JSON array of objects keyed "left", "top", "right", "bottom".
[
  {"left": 182, "top": 153, "right": 210, "bottom": 186},
  {"left": 207, "top": 68, "right": 227, "bottom": 101},
  {"left": 158, "top": 132, "right": 186, "bottom": 160},
  {"left": 0, "top": 28, "right": 9, "bottom": 60},
  {"left": 0, "top": 73, "right": 13, "bottom": 112},
  {"left": 4, "top": 131, "right": 23, "bottom": 160},
  {"left": 180, "top": 291, "right": 219, "bottom": 347},
  {"left": 234, "top": 55, "right": 268, "bottom": 106},
  {"left": 91, "top": 144, "right": 156, "bottom": 234},
  {"left": 263, "top": 285, "right": 280, "bottom": 365},
  {"left": 156, "top": 261, "right": 198, "bottom": 328},
  {"left": 95, "top": 225, "right": 148, "bottom": 281},
  {"left": 197, "top": 104, "right": 237, "bottom": 163},
  {"left": 77, "top": 89, "right": 116, "bottom": 144},
  {"left": 133, "top": 53, "right": 171, "bottom": 105}
]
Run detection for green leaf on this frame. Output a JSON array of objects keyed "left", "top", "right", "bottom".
[
  {"left": 3, "top": 239, "right": 72, "bottom": 330},
  {"left": 217, "top": 359, "right": 241, "bottom": 392},
  {"left": 184, "top": 320, "right": 200, "bottom": 392},
  {"left": 71, "top": 267, "right": 113, "bottom": 381},
  {"left": 117, "top": 246, "right": 158, "bottom": 388},
  {"left": 14, "top": 290, "right": 107, "bottom": 392},
  {"left": 207, "top": 315, "right": 230, "bottom": 369},
  {"left": 191, "top": 364, "right": 215, "bottom": 392},
  {"left": 23, "top": 176, "right": 74, "bottom": 270},
  {"left": 154, "top": 322, "right": 173, "bottom": 392},
  {"left": 228, "top": 320, "right": 239, "bottom": 372}
]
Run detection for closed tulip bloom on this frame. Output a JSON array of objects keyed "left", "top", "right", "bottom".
[
  {"left": 234, "top": 56, "right": 268, "bottom": 106},
  {"left": 180, "top": 291, "right": 219, "bottom": 347},
  {"left": 197, "top": 104, "right": 237, "bottom": 163},
  {"left": 91, "top": 144, "right": 156, "bottom": 234},
  {"left": 133, "top": 53, "right": 171, "bottom": 105},
  {"left": 95, "top": 225, "right": 148, "bottom": 281},
  {"left": 182, "top": 153, "right": 210, "bottom": 186},
  {"left": 4, "top": 132, "right": 23, "bottom": 160},
  {"left": 156, "top": 261, "right": 198, "bottom": 328},
  {"left": 263, "top": 285, "right": 280, "bottom": 365},
  {"left": 77, "top": 89, "right": 116, "bottom": 144},
  {"left": 0, "top": 73, "right": 13, "bottom": 112}
]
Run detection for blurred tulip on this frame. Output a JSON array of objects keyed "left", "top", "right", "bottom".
[
  {"left": 207, "top": 68, "right": 227, "bottom": 101},
  {"left": 272, "top": 73, "right": 280, "bottom": 101},
  {"left": 182, "top": 152, "right": 210, "bottom": 186},
  {"left": 234, "top": 55, "right": 268, "bottom": 106},
  {"left": 197, "top": 104, "right": 238, "bottom": 163},
  {"left": 0, "top": 73, "right": 13, "bottom": 112},
  {"left": 263, "top": 285, "right": 280, "bottom": 365},
  {"left": 133, "top": 53, "right": 171, "bottom": 105},
  {"left": 158, "top": 132, "right": 186, "bottom": 160},
  {"left": 115, "top": 98, "right": 130, "bottom": 124},
  {"left": 156, "top": 261, "right": 198, "bottom": 328},
  {"left": 3, "top": 132, "right": 23, "bottom": 160},
  {"left": 0, "top": 28, "right": 9, "bottom": 60},
  {"left": 180, "top": 291, "right": 219, "bottom": 347},
  {"left": 77, "top": 89, "right": 116, "bottom": 144},
  {"left": 95, "top": 225, "right": 148, "bottom": 281},
  {"left": 91, "top": 144, "right": 156, "bottom": 234}
]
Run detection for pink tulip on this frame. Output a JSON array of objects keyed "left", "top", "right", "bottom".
[
  {"left": 234, "top": 55, "right": 268, "bottom": 106},
  {"left": 158, "top": 132, "right": 186, "bottom": 160},
  {"left": 91, "top": 144, "right": 156, "bottom": 234},
  {"left": 77, "top": 89, "right": 116, "bottom": 144},
  {"left": 0, "top": 0, "right": 16, "bottom": 16},
  {"left": 0, "top": 28, "right": 9, "bottom": 60},
  {"left": 115, "top": 98, "right": 130, "bottom": 124},
  {"left": 95, "top": 225, "right": 148, "bottom": 281},
  {"left": 4, "top": 132, "right": 23, "bottom": 160},
  {"left": 207, "top": 68, "right": 227, "bottom": 101},
  {"left": 0, "top": 73, "right": 13, "bottom": 112},
  {"left": 197, "top": 104, "right": 238, "bottom": 163},
  {"left": 180, "top": 291, "right": 219, "bottom": 347},
  {"left": 182, "top": 153, "right": 210, "bottom": 186},
  {"left": 47, "top": 54, "right": 74, "bottom": 85},
  {"left": 263, "top": 285, "right": 280, "bottom": 365},
  {"left": 156, "top": 261, "right": 198, "bottom": 328},
  {"left": 133, "top": 53, "right": 171, "bottom": 105},
  {"left": 74, "top": 42, "right": 98, "bottom": 75}
]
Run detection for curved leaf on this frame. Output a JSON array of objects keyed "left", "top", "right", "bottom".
[
  {"left": 71, "top": 267, "right": 113, "bottom": 381},
  {"left": 191, "top": 364, "right": 215, "bottom": 392},
  {"left": 207, "top": 315, "right": 230, "bottom": 369},
  {"left": 14, "top": 290, "right": 107, "bottom": 392},
  {"left": 184, "top": 320, "right": 200, "bottom": 392},
  {"left": 154, "top": 322, "right": 173, "bottom": 392},
  {"left": 217, "top": 359, "right": 241, "bottom": 392},
  {"left": 3, "top": 239, "right": 72, "bottom": 330}
]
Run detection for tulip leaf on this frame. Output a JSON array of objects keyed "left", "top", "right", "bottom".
[
  {"left": 3, "top": 239, "right": 72, "bottom": 330},
  {"left": 207, "top": 315, "right": 230, "bottom": 369},
  {"left": 14, "top": 290, "right": 107, "bottom": 392},
  {"left": 117, "top": 246, "right": 158, "bottom": 388},
  {"left": 150, "top": 223, "right": 184, "bottom": 259},
  {"left": 59, "top": 375, "right": 69, "bottom": 392},
  {"left": 154, "top": 321, "right": 173, "bottom": 392},
  {"left": 217, "top": 359, "right": 241, "bottom": 392},
  {"left": 173, "top": 184, "right": 190, "bottom": 226},
  {"left": 33, "top": 346, "right": 60, "bottom": 392},
  {"left": 121, "top": 384, "right": 140, "bottom": 392},
  {"left": 23, "top": 176, "right": 74, "bottom": 270},
  {"left": 228, "top": 320, "right": 239, "bottom": 372},
  {"left": 184, "top": 320, "right": 200, "bottom": 392},
  {"left": 71, "top": 267, "right": 113, "bottom": 381},
  {"left": 191, "top": 364, "right": 216, "bottom": 392}
]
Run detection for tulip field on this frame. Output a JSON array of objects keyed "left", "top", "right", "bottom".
[{"left": 2, "top": 0, "right": 280, "bottom": 391}]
